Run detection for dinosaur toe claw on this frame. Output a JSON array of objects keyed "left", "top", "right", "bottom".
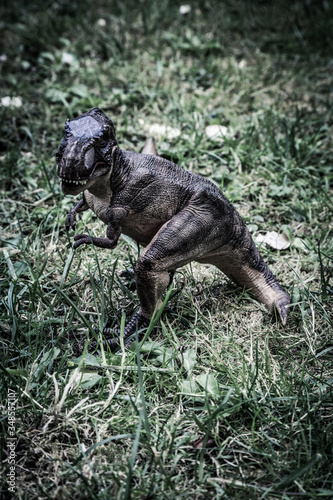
[
  {"left": 73, "top": 234, "right": 92, "bottom": 249},
  {"left": 119, "top": 268, "right": 135, "bottom": 280},
  {"left": 275, "top": 294, "right": 290, "bottom": 326},
  {"left": 94, "top": 312, "right": 151, "bottom": 352}
]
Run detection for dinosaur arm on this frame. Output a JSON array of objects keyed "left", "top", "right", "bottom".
[
  {"left": 73, "top": 206, "right": 128, "bottom": 250},
  {"left": 65, "top": 193, "right": 89, "bottom": 231}
]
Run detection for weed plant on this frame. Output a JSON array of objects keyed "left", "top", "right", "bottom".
[{"left": 0, "top": 1, "right": 332, "bottom": 499}]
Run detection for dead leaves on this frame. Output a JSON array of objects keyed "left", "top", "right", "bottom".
[{"left": 256, "top": 231, "right": 291, "bottom": 250}]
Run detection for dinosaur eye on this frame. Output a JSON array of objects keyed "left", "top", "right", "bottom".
[{"left": 98, "top": 131, "right": 109, "bottom": 147}]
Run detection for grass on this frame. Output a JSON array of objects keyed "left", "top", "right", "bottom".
[{"left": 0, "top": 0, "right": 332, "bottom": 498}]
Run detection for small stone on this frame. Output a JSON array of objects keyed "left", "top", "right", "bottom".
[
  {"left": 205, "top": 124, "right": 228, "bottom": 141},
  {"left": 148, "top": 123, "right": 181, "bottom": 140},
  {"left": 179, "top": 5, "right": 191, "bottom": 15},
  {"left": 1, "top": 96, "right": 22, "bottom": 108},
  {"left": 61, "top": 52, "right": 75, "bottom": 65}
]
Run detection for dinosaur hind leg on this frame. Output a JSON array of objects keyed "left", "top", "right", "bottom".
[
  {"left": 135, "top": 208, "right": 216, "bottom": 321},
  {"left": 233, "top": 262, "right": 290, "bottom": 325},
  {"left": 199, "top": 247, "right": 290, "bottom": 325}
]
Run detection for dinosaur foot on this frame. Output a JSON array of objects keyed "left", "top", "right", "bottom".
[{"left": 100, "top": 312, "right": 151, "bottom": 352}]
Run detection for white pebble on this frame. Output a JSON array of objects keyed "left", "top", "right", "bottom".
[
  {"left": 1, "top": 96, "right": 22, "bottom": 108},
  {"left": 148, "top": 123, "right": 181, "bottom": 140},
  {"left": 61, "top": 52, "right": 75, "bottom": 65},
  {"left": 179, "top": 5, "right": 191, "bottom": 15},
  {"left": 205, "top": 124, "right": 228, "bottom": 141}
]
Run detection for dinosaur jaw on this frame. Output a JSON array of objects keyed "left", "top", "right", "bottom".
[
  {"left": 60, "top": 177, "right": 90, "bottom": 195},
  {"left": 59, "top": 162, "right": 110, "bottom": 195}
]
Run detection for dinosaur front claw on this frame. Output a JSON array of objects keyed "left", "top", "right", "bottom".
[{"left": 65, "top": 211, "right": 77, "bottom": 231}]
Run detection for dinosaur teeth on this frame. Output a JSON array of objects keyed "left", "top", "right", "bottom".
[{"left": 61, "top": 178, "right": 88, "bottom": 185}]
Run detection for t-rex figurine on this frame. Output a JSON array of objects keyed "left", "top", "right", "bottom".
[{"left": 56, "top": 108, "right": 290, "bottom": 347}]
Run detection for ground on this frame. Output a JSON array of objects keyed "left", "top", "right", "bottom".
[{"left": 0, "top": 1, "right": 332, "bottom": 499}]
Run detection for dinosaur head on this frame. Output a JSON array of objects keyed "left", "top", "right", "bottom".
[{"left": 56, "top": 108, "right": 117, "bottom": 195}]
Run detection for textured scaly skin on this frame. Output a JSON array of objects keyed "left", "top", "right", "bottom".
[{"left": 56, "top": 108, "right": 290, "bottom": 349}]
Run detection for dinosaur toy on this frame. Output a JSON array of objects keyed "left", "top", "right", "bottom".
[{"left": 56, "top": 108, "right": 290, "bottom": 348}]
